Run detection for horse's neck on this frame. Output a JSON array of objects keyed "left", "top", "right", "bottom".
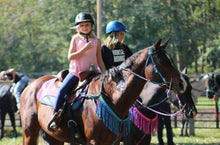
[
  {"left": 107, "top": 49, "right": 148, "bottom": 117},
  {"left": 140, "top": 83, "right": 166, "bottom": 107},
  {"left": 116, "top": 72, "right": 146, "bottom": 116}
]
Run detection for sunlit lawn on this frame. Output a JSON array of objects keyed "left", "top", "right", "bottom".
[
  {"left": 151, "top": 128, "right": 220, "bottom": 145},
  {"left": 0, "top": 97, "right": 219, "bottom": 144},
  {"left": 0, "top": 127, "right": 219, "bottom": 145}
]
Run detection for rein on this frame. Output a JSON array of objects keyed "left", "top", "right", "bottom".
[
  {"left": 119, "top": 46, "right": 170, "bottom": 87},
  {"left": 135, "top": 91, "right": 184, "bottom": 117}
]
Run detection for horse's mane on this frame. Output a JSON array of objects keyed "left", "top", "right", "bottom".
[{"left": 102, "top": 50, "right": 144, "bottom": 82}]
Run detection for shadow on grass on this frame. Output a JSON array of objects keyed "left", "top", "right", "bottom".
[{"left": 0, "top": 129, "right": 22, "bottom": 139}]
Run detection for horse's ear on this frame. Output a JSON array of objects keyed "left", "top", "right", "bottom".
[
  {"left": 211, "top": 73, "right": 214, "bottom": 79},
  {"left": 182, "top": 67, "right": 187, "bottom": 74},
  {"left": 161, "top": 38, "right": 170, "bottom": 49},
  {"left": 154, "top": 39, "right": 162, "bottom": 49}
]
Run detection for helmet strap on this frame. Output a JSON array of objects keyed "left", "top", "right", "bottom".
[{"left": 79, "top": 31, "right": 92, "bottom": 42}]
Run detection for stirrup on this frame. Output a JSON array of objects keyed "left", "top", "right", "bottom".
[
  {"left": 47, "top": 109, "right": 63, "bottom": 131},
  {"left": 49, "top": 121, "right": 58, "bottom": 132}
]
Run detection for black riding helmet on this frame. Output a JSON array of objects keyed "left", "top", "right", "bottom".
[{"left": 75, "top": 12, "right": 94, "bottom": 25}]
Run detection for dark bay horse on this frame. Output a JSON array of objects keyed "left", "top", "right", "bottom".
[
  {"left": 123, "top": 69, "right": 197, "bottom": 145},
  {"left": 20, "top": 39, "right": 187, "bottom": 145},
  {"left": 0, "top": 84, "right": 17, "bottom": 140},
  {"left": 205, "top": 73, "right": 220, "bottom": 129}
]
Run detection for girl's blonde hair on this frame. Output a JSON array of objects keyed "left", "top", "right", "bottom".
[{"left": 104, "top": 32, "right": 123, "bottom": 50}]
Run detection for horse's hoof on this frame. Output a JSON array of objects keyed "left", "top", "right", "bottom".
[{"left": 0, "top": 135, "right": 3, "bottom": 140}]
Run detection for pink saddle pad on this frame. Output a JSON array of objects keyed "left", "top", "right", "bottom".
[{"left": 37, "top": 78, "right": 59, "bottom": 102}]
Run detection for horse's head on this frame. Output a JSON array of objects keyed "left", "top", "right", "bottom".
[
  {"left": 144, "top": 39, "right": 186, "bottom": 95},
  {"left": 168, "top": 68, "right": 197, "bottom": 118},
  {"left": 206, "top": 73, "right": 220, "bottom": 99},
  {"left": 180, "top": 68, "right": 197, "bottom": 118}
]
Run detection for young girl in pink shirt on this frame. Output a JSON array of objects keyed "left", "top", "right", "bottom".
[{"left": 49, "top": 12, "right": 106, "bottom": 131}]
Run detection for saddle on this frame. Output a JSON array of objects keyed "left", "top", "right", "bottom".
[
  {"left": 37, "top": 67, "right": 98, "bottom": 109},
  {"left": 45, "top": 68, "right": 98, "bottom": 141}
]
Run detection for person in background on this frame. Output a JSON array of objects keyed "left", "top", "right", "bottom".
[
  {"left": 0, "top": 68, "right": 29, "bottom": 110},
  {"left": 49, "top": 12, "right": 106, "bottom": 131},
  {"left": 101, "top": 20, "right": 132, "bottom": 70},
  {"left": 157, "top": 101, "right": 175, "bottom": 145}
]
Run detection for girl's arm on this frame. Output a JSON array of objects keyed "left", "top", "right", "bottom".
[
  {"left": 2, "top": 68, "right": 16, "bottom": 81},
  {"left": 8, "top": 69, "right": 16, "bottom": 81},
  {"left": 97, "top": 39, "right": 106, "bottom": 73},
  {"left": 68, "top": 35, "right": 92, "bottom": 61}
]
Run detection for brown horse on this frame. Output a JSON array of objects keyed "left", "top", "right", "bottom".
[{"left": 20, "top": 39, "right": 187, "bottom": 145}]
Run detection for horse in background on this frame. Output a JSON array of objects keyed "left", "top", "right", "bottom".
[
  {"left": 180, "top": 73, "right": 209, "bottom": 136},
  {"left": 123, "top": 69, "right": 197, "bottom": 145},
  {"left": 20, "top": 39, "right": 187, "bottom": 145},
  {"left": 205, "top": 73, "right": 220, "bottom": 129},
  {"left": 206, "top": 73, "right": 220, "bottom": 99},
  {"left": 0, "top": 84, "right": 18, "bottom": 140}
]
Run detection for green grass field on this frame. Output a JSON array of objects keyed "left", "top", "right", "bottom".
[
  {"left": 0, "top": 97, "right": 219, "bottom": 145},
  {"left": 0, "top": 127, "right": 219, "bottom": 145}
]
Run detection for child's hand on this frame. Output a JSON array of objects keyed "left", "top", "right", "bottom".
[{"left": 85, "top": 41, "right": 93, "bottom": 50}]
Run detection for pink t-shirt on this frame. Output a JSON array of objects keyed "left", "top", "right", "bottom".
[{"left": 69, "top": 35, "right": 101, "bottom": 77}]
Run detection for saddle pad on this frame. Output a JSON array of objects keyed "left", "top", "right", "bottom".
[
  {"left": 0, "top": 85, "right": 11, "bottom": 99},
  {"left": 37, "top": 78, "right": 58, "bottom": 106}
]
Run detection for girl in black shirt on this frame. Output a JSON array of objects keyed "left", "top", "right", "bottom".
[{"left": 101, "top": 20, "right": 132, "bottom": 69}]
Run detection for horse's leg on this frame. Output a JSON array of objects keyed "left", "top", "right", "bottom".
[
  {"left": 41, "top": 130, "right": 64, "bottom": 145},
  {"left": 0, "top": 109, "right": 6, "bottom": 139},
  {"left": 157, "top": 115, "right": 164, "bottom": 145},
  {"left": 21, "top": 111, "right": 41, "bottom": 145},
  {"left": 20, "top": 94, "right": 41, "bottom": 145},
  {"left": 180, "top": 117, "right": 185, "bottom": 136},
  {"left": 8, "top": 107, "right": 17, "bottom": 138},
  {"left": 185, "top": 119, "right": 189, "bottom": 136}
]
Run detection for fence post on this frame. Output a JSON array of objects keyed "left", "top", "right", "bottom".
[
  {"left": 174, "top": 116, "right": 177, "bottom": 128},
  {"left": 189, "top": 118, "right": 195, "bottom": 136},
  {"left": 214, "top": 96, "right": 219, "bottom": 128}
]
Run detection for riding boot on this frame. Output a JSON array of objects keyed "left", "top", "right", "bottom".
[{"left": 48, "top": 109, "right": 63, "bottom": 132}]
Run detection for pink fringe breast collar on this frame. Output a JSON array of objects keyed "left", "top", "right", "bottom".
[{"left": 129, "top": 106, "right": 158, "bottom": 134}]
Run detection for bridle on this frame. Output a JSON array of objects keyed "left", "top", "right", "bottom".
[
  {"left": 119, "top": 46, "right": 171, "bottom": 87},
  {"left": 135, "top": 89, "right": 184, "bottom": 117}
]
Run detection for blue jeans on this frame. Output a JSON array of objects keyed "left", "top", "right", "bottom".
[
  {"left": 54, "top": 73, "right": 79, "bottom": 112},
  {"left": 13, "top": 76, "right": 30, "bottom": 109}
]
